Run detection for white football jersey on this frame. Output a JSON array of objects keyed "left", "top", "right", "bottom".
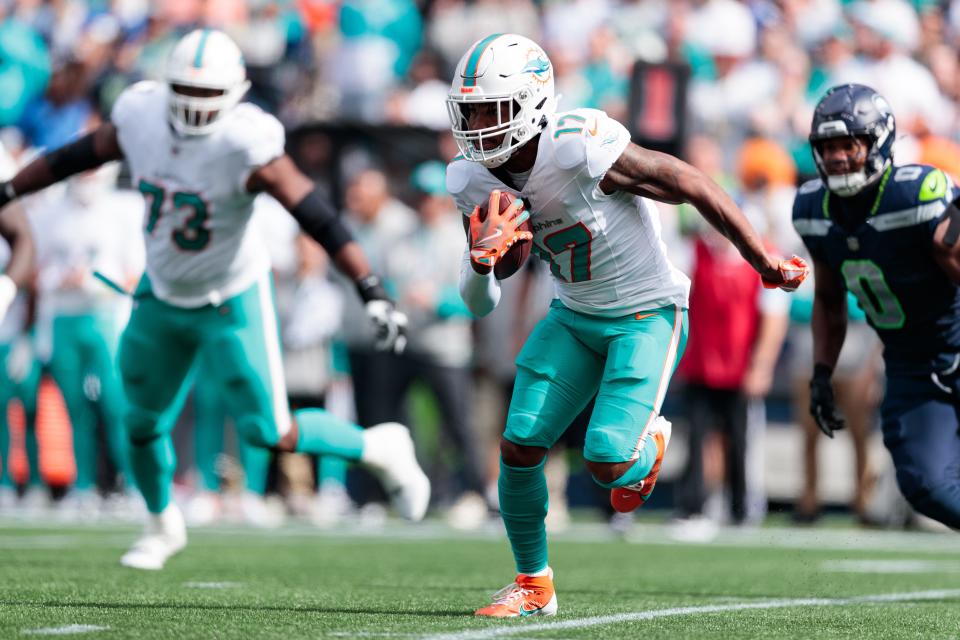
[
  {"left": 447, "top": 108, "right": 690, "bottom": 317},
  {"left": 31, "top": 180, "right": 145, "bottom": 315},
  {"left": 111, "top": 81, "right": 282, "bottom": 307},
  {"left": 0, "top": 140, "right": 26, "bottom": 343}
]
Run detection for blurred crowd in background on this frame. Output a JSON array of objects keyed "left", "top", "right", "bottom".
[{"left": 1, "top": 0, "right": 959, "bottom": 538}]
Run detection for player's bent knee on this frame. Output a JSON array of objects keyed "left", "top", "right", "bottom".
[
  {"left": 898, "top": 471, "right": 960, "bottom": 529},
  {"left": 125, "top": 406, "right": 163, "bottom": 443},
  {"left": 585, "top": 459, "right": 637, "bottom": 487},
  {"left": 500, "top": 437, "right": 547, "bottom": 468}
]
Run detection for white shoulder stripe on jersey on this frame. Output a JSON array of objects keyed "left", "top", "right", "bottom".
[
  {"left": 867, "top": 200, "right": 946, "bottom": 231},
  {"left": 793, "top": 218, "right": 832, "bottom": 236}
]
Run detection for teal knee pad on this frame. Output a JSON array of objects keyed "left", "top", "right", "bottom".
[{"left": 125, "top": 406, "right": 165, "bottom": 444}]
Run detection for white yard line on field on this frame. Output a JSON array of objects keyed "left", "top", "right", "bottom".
[
  {"left": 182, "top": 581, "right": 243, "bottom": 589},
  {"left": 822, "top": 559, "right": 960, "bottom": 574},
  {"left": 21, "top": 625, "right": 109, "bottom": 636},
  {"left": 420, "top": 589, "right": 960, "bottom": 640}
]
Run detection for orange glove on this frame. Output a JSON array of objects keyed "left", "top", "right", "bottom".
[
  {"left": 468, "top": 190, "right": 533, "bottom": 273},
  {"left": 762, "top": 255, "right": 809, "bottom": 292}
]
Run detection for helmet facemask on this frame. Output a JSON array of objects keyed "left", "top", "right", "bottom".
[
  {"left": 167, "top": 81, "right": 250, "bottom": 136},
  {"left": 448, "top": 89, "right": 551, "bottom": 168},
  {"left": 811, "top": 130, "right": 891, "bottom": 197}
]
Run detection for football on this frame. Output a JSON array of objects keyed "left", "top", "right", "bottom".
[{"left": 478, "top": 192, "right": 533, "bottom": 280}]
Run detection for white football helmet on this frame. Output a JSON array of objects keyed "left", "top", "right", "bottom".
[
  {"left": 165, "top": 29, "right": 250, "bottom": 136},
  {"left": 447, "top": 34, "right": 558, "bottom": 168}
]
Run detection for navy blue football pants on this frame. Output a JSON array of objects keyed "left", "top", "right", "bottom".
[{"left": 882, "top": 369, "right": 960, "bottom": 529}]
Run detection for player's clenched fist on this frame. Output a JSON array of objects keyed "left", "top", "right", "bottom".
[
  {"left": 762, "top": 255, "right": 809, "bottom": 292},
  {"left": 469, "top": 190, "right": 533, "bottom": 274}
]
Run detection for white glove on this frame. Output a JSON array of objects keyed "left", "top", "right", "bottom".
[
  {"left": 0, "top": 275, "right": 16, "bottom": 327},
  {"left": 365, "top": 299, "right": 408, "bottom": 354}
]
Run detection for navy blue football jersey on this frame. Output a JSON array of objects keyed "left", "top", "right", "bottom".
[{"left": 793, "top": 164, "right": 960, "bottom": 373}]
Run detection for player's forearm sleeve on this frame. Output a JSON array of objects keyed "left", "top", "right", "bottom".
[
  {"left": 459, "top": 245, "right": 500, "bottom": 317},
  {"left": 288, "top": 187, "right": 354, "bottom": 257},
  {"left": 46, "top": 132, "right": 104, "bottom": 180}
]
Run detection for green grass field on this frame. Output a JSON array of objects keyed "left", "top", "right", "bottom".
[{"left": 1, "top": 518, "right": 959, "bottom": 639}]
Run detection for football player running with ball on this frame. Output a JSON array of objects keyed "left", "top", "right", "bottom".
[
  {"left": 0, "top": 29, "right": 429, "bottom": 569},
  {"left": 796, "top": 84, "right": 960, "bottom": 531},
  {"left": 447, "top": 34, "right": 808, "bottom": 618}
]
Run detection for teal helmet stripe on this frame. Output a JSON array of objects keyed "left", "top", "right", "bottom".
[
  {"left": 462, "top": 33, "right": 503, "bottom": 87},
  {"left": 193, "top": 29, "right": 211, "bottom": 68}
]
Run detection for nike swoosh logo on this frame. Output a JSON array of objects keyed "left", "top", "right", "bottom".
[
  {"left": 587, "top": 120, "right": 598, "bottom": 136},
  {"left": 478, "top": 228, "right": 503, "bottom": 245},
  {"left": 519, "top": 604, "right": 543, "bottom": 617},
  {"left": 634, "top": 312, "right": 655, "bottom": 320}
]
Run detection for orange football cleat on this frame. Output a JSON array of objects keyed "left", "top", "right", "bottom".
[
  {"left": 610, "top": 417, "right": 672, "bottom": 513},
  {"left": 474, "top": 568, "right": 558, "bottom": 618}
]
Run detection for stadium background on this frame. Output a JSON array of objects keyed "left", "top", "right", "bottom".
[{"left": 1, "top": 0, "right": 958, "bottom": 531}]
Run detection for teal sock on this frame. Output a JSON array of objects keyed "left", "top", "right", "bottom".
[
  {"left": 130, "top": 435, "right": 176, "bottom": 514},
  {"left": 194, "top": 422, "right": 223, "bottom": 492},
  {"left": 293, "top": 409, "right": 363, "bottom": 459},
  {"left": 239, "top": 435, "right": 271, "bottom": 495},
  {"left": 71, "top": 416, "right": 97, "bottom": 491},
  {"left": 318, "top": 455, "right": 348, "bottom": 489},
  {"left": 594, "top": 437, "right": 658, "bottom": 489},
  {"left": 499, "top": 457, "right": 549, "bottom": 575}
]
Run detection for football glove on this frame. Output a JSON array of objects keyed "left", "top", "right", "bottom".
[
  {"left": 356, "top": 275, "right": 407, "bottom": 354},
  {"left": 762, "top": 255, "right": 809, "bottom": 292},
  {"left": 0, "top": 275, "right": 16, "bottom": 328},
  {"left": 468, "top": 190, "right": 533, "bottom": 274},
  {"left": 810, "top": 364, "right": 845, "bottom": 438}
]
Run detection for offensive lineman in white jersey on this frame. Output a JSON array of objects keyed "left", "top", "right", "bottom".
[
  {"left": 0, "top": 29, "right": 429, "bottom": 570},
  {"left": 448, "top": 34, "right": 808, "bottom": 617}
]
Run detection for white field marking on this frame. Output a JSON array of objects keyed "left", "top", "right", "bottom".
[
  {"left": 822, "top": 559, "right": 960, "bottom": 574},
  {"left": 182, "top": 581, "right": 242, "bottom": 589},
  {"left": 327, "top": 633, "right": 419, "bottom": 638},
  {"left": 22, "top": 625, "right": 109, "bottom": 635},
  {"left": 0, "top": 535, "right": 132, "bottom": 550},
  {"left": 420, "top": 589, "right": 960, "bottom": 640},
  {"left": 1, "top": 520, "right": 958, "bottom": 555}
]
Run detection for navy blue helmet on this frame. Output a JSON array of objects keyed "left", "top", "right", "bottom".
[{"left": 809, "top": 84, "right": 896, "bottom": 196}]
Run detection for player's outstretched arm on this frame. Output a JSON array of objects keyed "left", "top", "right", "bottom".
[
  {"left": 809, "top": 257, "right": 848, "bottom": 437},
  {"left": 0, "top": 123, "right": 123, "bottom": 210},
  {"left": 0, "top": 204, "right": 34, "bottom": 289},
  {"left": 932, "top": 197, "right": 960, "bottom": 283},
  {"left": 248, "top": 155, "right": 407, "bottom": 353},
  {"left": 600, "top": 143, "right": 807, "bottom": 290}
]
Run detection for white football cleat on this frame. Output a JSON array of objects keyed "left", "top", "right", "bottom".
[
  {"left": 120, "top": 503, "right": 187, "bottom": 570},
  {"left": 361, "top": 423, "right": 430, "bottom": 521},
  {"left": 311, "top": 483, "right": 354, "bottom": 529},
  {"left": 184, "top": 490, "right": 220, "bottom": 527},
  {"left": 239, "top": 491, "right": 283, "bottom": 529}
]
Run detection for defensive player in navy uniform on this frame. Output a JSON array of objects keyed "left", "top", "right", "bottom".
[{"left": 795, "top": 83, "right": 960, "bottom": 529}]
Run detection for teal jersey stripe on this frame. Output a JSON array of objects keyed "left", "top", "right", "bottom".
[
  {"left": 193, "top": 29, "right": 211, "bottom": 68},
  {"left": 463, "top": 33, "right": 502, "bottom": 87}
]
